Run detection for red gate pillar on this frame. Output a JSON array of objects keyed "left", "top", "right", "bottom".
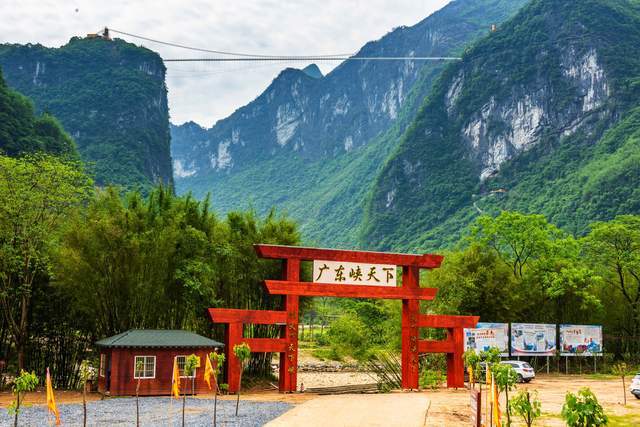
[
  {"left": 280, "top": 258, "right": 299, "bottom": 392},
  {"left": 446, "top": 327, "right": 465, "bottom": 388},
  {"left": 226, "top": 322, "right": 243, "bottom": 393},
  {"left": 401, "top": 265, "right": 420, "bottom": 389}
]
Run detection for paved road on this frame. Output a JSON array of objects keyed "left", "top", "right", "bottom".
[{"left": 266, "top": 393, "right": 430, "bottom": 427}]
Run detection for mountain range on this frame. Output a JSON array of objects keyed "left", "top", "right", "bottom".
[
  {"left": 2, "top": 0, "right": 638, "bottom": 252},
  {"left": 0, "top": 37, "right": 173, "bottom": 189},
  {"left": 171, "top": 0, "right": 530, "bottom": 248}
]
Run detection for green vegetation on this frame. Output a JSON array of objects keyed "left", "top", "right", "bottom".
[
  {"left": 8, "top": 370, "right": 39, "bottom": 427},
  {"left": 510, "top": 390, "right": 541, "bottom": 427},
  {"left": 233, "top": 343, "right": 251, "bottom": 416},
  {"left": 0, "top": 67, "right": 76, "bottom": 157},
  {"left": 304, "top": 211, "right": 640, "bottom": 368},
  {"left": 78, "top": 360, "right": 93, "bottom": 427},
  {"left": 561, "top": 387, "right": 608, "bottom": 426},
  {"left": 173, "top": 0, "right": 528, "bottom": 248},
  {"left": 0, "top": 151, "right": 299, "bottom": 386},
  {"left": 0, "top": 154, "right": 92, "bottom": 371},
  {"left": 209, "top": 351, "right": 225, "bottom": 426},
  {"left": 610, "top": 363, "right": 632, "bottom": 406},
  {"left": 363, "top": 0, "right": 640, "bottom": 250},
  {"left": 0, "top": 38, "right": 172, "bottom": 189}
]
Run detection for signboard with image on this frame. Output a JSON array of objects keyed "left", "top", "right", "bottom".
[
  {"left": 560, "top": 324, "right": 603, "bottom": 356},
  {"left": 510, "top": 323, "right": 556, "bottom": 356},
  {"left": 464, "top": 322, "right": 509, "bottom": 356}
]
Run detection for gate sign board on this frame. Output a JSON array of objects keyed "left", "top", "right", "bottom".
[
  {"left": 511, "top": 323, "right": 556, "bottom": 356},
  {"left": 313, "top": 260, "right": 397, "bottom": 286},
  {"left": 560, "top": 324, "right": 603, "bottom": 356},
  {"left": 464, "top": 322, "right": 509, "bottom": 356}
]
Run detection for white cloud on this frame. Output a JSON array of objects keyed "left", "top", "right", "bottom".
[{"left": 0, "top": 0, "right": 450, "bottom": 126}]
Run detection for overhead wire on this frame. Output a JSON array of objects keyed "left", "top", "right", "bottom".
[{"left": 102, "top": 27, "right": 462, "bottom": 63}]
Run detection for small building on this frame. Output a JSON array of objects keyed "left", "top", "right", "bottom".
[{"left": 96, "top": 329, "right": 223, "bottom": 396}]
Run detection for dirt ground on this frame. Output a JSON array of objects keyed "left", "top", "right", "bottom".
[
  {"left": 425, "top": 375, "right": 640, "bottom": 426},
  {"left": 2, "top": 374, "right": 638, "bottom": 426}
]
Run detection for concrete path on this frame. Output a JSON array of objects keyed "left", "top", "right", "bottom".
[{"left": 266, "top": 393, "right": 430, "bottom": 427}]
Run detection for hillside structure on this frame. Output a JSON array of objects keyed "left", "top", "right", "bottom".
[{"left": 96, "top": 329, "right": 223, "bottom": 396}]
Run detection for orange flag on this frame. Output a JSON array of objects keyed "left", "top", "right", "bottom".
[
  {"left": 204, "top": 355, "right": 214, "bottom": 390},
  {"left": 492, "top": 371, "right": 501, "bottom": 426},
  {"left": 46, "top": 367, "right": 61, "bottom": 425},
  {"left": 171, "top": 358, "right": 181, "bottom": 398}
]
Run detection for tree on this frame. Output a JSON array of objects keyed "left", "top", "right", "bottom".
[
  {"left": 583, "top": 216, "right": 640, "bottom": 346},
  {"left": 78, "top": 360, "right": 94, "bottom": 427},
  {"left": 472, "top": 212, "right": 564, "bottom": 278},
  {"left": 510, "top": 389, "right": 541, "bottom": 427},
  {"left": 55, "top": 188, "right": 299, "bottom": 377},
  {"left": 180, "top": 354, "right": 199, "bottom": 427},
  {"left": 561, "top": 388, "right": 608, "bottom": 427},
  {"left": 493, "top": 363, "right": 519, "bottom": 425},
  {"left": 463, "top": 349, "right": 482, "bottom": 385},
  {"left": 611, "top": 362, "right": 630, "bottom": 406},
  {"left": 429, "top": 244, "right": 517, "bottom": 321},
  {"left": 8, "top": 370, "right": 38, "bottom": 427},
  {"left": 209, "top": 351, "right": 225, "bottom": 426},
  {"left": 233, "top": 343, "right": 251, "bottom": 416},
  {"left": 0, "top": 154, "right": 91, "bottom": 371},
  {"left": 135, "top": 358, "right": 144, "bottom": 426}
]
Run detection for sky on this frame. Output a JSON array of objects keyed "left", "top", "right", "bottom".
[{"left": 0, "top": 0, "right": 450, "bottom": 127}]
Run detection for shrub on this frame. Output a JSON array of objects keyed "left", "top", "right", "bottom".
[
  {"left": 510, "top": 389, "right": 541, "bottom": 427},
  {"left": 326, "top": 314, "right": 370, "bottom": 360},
  {"left": 419, "top": 369, "right": 444, "bottom": 390},
  {"left": 561, "top": 388, "right": 608, "bottom": 426}
]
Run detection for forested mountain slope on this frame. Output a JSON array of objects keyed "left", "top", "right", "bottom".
[
  {"left": 363, "top": 0, "right": 640, "bottom": 250},
  {"left": 172, "top": 0, "right": 528, "bottom": 246},
  {"left": 0, "top": 67, "right": 76, "bottom": 157},
  {"left": 0, "top": 37, "right": 172, "bottom": 189}
]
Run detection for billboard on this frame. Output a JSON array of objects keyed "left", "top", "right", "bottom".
[
  {"left": 464, "top": 322, "right": 509, "bottom": 356},
  {"left": 560, "top": 324, "right": 603, "bottom": 356},
  {"left": 511, "top": 323, "right": 556, "bottom": 356}
]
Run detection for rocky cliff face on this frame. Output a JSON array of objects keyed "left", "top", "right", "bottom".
[
  {"left": 171, "top": 0, "right": 528, "bottom": 246},
  {"left": 172, "top": 0, "right": 528, "bottom": 180},
  {"left": 363, "top": 0, "right": 640, "bottom": 249},
  {"left": 0, "top": 37, "right": 173, "bottom": 189}
]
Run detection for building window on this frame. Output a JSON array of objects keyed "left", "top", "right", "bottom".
[
  {"left": 176, "top": 355, "right": 197, "bottom": 378},
  {"left": 99, "top": 354, "right": 106, "bottom": 377},
  {"left": 134, "top": 356, "right": 156, "bottom": 379}
]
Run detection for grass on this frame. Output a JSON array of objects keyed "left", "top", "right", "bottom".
[
  {"left": 540, "top": 411, "right": 640, "bottom": 426},
  {"left": 608, "top": 412, "right": 640, "bottom": 426}
]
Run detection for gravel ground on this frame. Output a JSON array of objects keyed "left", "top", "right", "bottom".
[{"left": 0, "top": 397, "right": 292, "bottom": 426}]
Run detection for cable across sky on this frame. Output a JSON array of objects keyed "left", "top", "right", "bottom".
[{"left": 105, "top": 28, "right": 462, "bottom": 62}]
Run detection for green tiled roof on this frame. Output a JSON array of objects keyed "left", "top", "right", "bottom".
[{"left": 96, "top": 329, "right": 224, "bottom": 349}]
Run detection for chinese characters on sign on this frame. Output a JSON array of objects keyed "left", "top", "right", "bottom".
[
  {"left": 560, "top": 324, "right": 603, "bottom": 356},
  {"left": 312, "top": 260, "right": 397, "bottom": 287}
]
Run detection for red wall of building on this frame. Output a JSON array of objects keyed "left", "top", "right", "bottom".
[{"left": 98, "top": 347, "right": 217, "bottom": 396}]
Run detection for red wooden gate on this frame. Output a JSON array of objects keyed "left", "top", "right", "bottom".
[{"left": 209, "top": 244, "right": 478, "bottom": 393}]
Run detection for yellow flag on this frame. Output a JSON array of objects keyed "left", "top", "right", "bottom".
[
  {"left": 492, "top": 372, "right": 501, "bottom": 427},
  {"left": 486, "top": 364, "right": 491, "bottom": 386},
  {"left": 204, "top": 355, "right": 214, "bottom": 390},
  {"left": 172, "top": 358, "right": 181, "bottom": 398},
  {"left": 467, "top": 366, "right": 474, "bottom": 386},
  {"left": 46, "top": 367, "right": 61, "bottom": 425}
]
